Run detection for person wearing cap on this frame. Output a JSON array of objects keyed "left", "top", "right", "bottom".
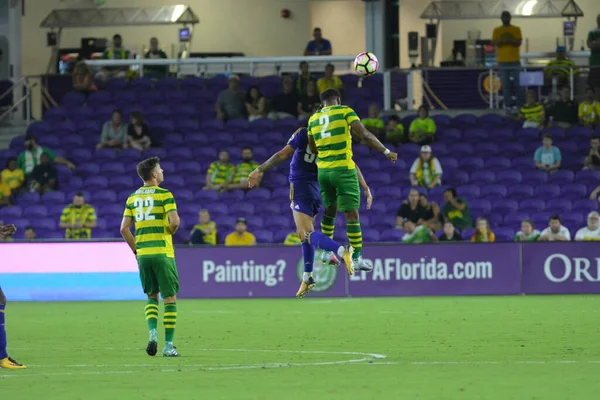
[
  {"left": 574, "top": 211, "right": 600, "bottom": 241},
  {"left": 216, "top": 75, "right": 246, "bottom": 121},
  {"left": 17, "top": 135, "right": 75, "bottom": 177},
  {"left": 409, "top": 145, "right": 442, "bottom": 188},
  {"left": 492, "top": 11, "right": 523, "bottom": 109},
  {"left": 224, "top": 217, "right": 256, "bottom": 246},
  {"left": 544, "top": 45, "right": 577, "bottom": 87},
  {"left": 401, "top": 219, "right": 437, "bottom": 244},
  {"left": 408, "top": 106, "right": 436, "bottom": 145}
]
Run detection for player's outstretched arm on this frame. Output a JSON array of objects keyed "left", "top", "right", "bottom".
[
  {"left": 167, "top": 211, "right": 180, "bottom": 235},
  {"left": 120, "top": 217, "right": 136, "bottom": 255},
  {"left": 351, "top": 121, "right": 398, "bottom": 162},
  {"left": 355, "top": 165, "right": 373, "bottom": 210},
  {"left": 248, "top": 145, "right": 295, "bottom": 188}
]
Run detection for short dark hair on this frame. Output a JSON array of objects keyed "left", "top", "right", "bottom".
[
  {"left": 445, "top": 188, "right": 458, "bottom": 198},
  {"left": 24, "top": 226, "right": 35, "bottom": 232},
  {"left": 591, "top": 136, "right": 600, "bottom": 142},
  {"left": 522, "top": 218, "right": 535, "bottom": 229},
  {"left": 137, "top": 156, "right": 160, "bottom": 181},
  {"left": 242, "top": 147, "right": 253, "bottom": 152},
  {"left": 320, "top": 88, "right": 341, "bottom": 103},
  {"left": 587, "top": 86, "right": 596, "bottom": 94},
  {"left": 5, "top": 157, "right": 16, "bottom": 168},
  {"left": 112, "top": 108, "right": 123, "bottom": 118},
  {"left": 113, "top": 34, "right": 122, "bottom": 40},
  {"left": 550, "top": 215, "right": 561, "bottom": 222},
  {"left": 24, "top": 134, "right": 37, "bottom": 142},
  {"left": 299, "top": 61, "right": 308, "bottom": 68},
  {"left": 325, "top": 63, "right": 335, "bottom": 72},
  {"left": 74, "top": 191, "right": 84, "bottom": 198},
  {"left": 130, "top": 111, "right": 144, "bottom": 124},
  {"left": 313, "top": 27, "right": 321, "bottom": 32},
  {"left": 542, "top": 133, "right": 553, "bottom": 141},
  {"left": 388, "top": 115, "right": 401, "bottom": 123}
]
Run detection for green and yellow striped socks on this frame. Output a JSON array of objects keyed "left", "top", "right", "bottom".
[
  {"left": 164, "top": 303, "right": 177, "bottom": 342},
  {"left": 145, "top": 299, "right": 159, "bottom": 331},
  {"left": 321, "top": 215, "right": 336, "bottom": 239},
  {"left": 347, "top": 221, "right": 363, "bottom": 259}
]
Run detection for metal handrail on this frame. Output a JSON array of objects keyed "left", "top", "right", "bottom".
[
  {"left": 0, "top": 78, "right": 34, "bottom": 125},
  {"left": 0, "top": 76, "right": 26, "bottom": 103}
]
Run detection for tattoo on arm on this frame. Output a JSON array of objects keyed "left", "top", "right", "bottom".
[{"left": 259, "top": 153, "right": 284, "bottom": 172}]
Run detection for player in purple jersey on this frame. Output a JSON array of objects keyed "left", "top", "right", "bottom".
[
  {"left": 0, "top": 224, "right": 26, "bottom": 369},
  {"left": 248, "top": 128, "right": 373, "bottom": 298}
]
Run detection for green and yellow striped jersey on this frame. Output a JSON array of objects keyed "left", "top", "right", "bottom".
[
  {"left": 232, "top": 161, "right": 259, "bottom": 184},
  {"left": 307, "top": 105, "right": 359, "bottom": 170},
  {"left": 520, "top": 102, "right": 545, "bottom": 123},
  {"left": 60, "top": 204, "right": 97, "bottom": 239},
  {"left": 284, "top": 232, "right": 302, "bottom": 246},
  {"left": 207, "top": 162, "right": 235, "bottom": 185},
  {"left": 123, "top": 185, "right": 177, "bottom": 258}
]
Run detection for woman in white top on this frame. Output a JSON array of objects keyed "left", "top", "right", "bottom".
[{"left": 409, "top": 145, "right": 443, "bottom": 189}]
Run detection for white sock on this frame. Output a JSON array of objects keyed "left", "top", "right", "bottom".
[
  {"left": 303, "top": 272, "right": 312, "bottom": 282},
  {"left": 336, "top": 246, "right": 345, "bottom": 258}
]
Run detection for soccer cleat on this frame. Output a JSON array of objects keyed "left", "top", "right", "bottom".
[
  {"left": 163, "top": 342, "right": 180, "bottom": 357},
  {"left": 352, "top": 256, "right": 373, "bottom": 272},
  {"left": 342, "top": 246, "right": 355, "bottom": 276},
  {"left": 321, "top": 251, "right": 341, "bottom": 266},
  {"left": 296, "top": 276, "right": 316, "bottom": 298},
  {"left": 146, "top": 328, "right": 158, "bottom": 356},
  {"left": 0, "top": 357, "right": 27, "bottom": 369}
]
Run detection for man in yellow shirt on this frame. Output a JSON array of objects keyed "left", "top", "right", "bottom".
[
  {"left": 224, "top": 217, "right": 256, "bottom": 246},
  {"left": 579, "top": 87, "right": 600, "bottom": 127},
  {"left": 492, "top": 11, "right": 523, "bottom": 109},
  {"left": 59, "top": 192, "right": 97, "bottom": 239},
  {"left": 316, "top": 64, "right": 343, "bottom": 95}
]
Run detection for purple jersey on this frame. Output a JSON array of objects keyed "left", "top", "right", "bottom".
[{"left": 287, "top": 128, "right": 318, "bottom": 183}]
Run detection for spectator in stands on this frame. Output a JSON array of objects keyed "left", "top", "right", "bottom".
[
  {"left": 401, "top": 219, "right": 437, "bottom": 244},
  {"left": 225, "top": 217, "right": 256, "bottom": 246},
  {"left": 127, "top": 111, "right": 152, "bottom": 151},
  {"left": 520, "top": 90, "right": 545, "bottom": 129},
  {"left": 284, "top": 232, "right": 301, "bottom": 245},
  {"left": 0, "top": 221, "right": 12, "bottom": 241},
  {"left": 205, "top": 150, "right": 235, "bottom": 191},
  {"left": 297, "top": 80, "right": 320, "bottom": 121},
  {"left": 410, "top": 145, "right": 443, "bottom": 188},
  {"left": 1, "top": 157, "right": 25, "bottom": 196},
  {"left": 97, "top": 109, "right": 128, "bottom": 150},
  {"left": 396, "top": 189, "right": 432, "bottom": 228},
  {"left": 59, "top": 191, "right": 97, "bottom": 240},
  {"left": 96, "top": 34, "right": 131, "bottom": 82},
  {"left": 225, "top": 147, "right": 262, "bottom": 190},
  {"left": 316, "top": 64, "right": 343, "bottom": 95},
  {"left": 439, "top": 221, "right": 463, "bottom": 242},
  {"left": 304, "top": 27, "right": 332, "bottom": 56},
  {"left": 18, "top": 135, "right": 75, "bottom": 177},
  {"left": 419, "top": 193, "right": 441, "bottom": 232},
  {"left": 216, "top": 75, "right": 246, "bottom": 121},
  {"left": 545, "top": 46, "right": 577, "bottom": 88},
  {"left": 386, "top": 115, "right": 405, "bottom": 145},
  {"left": 534, "top": 134, "right": 562, "bottom": 173},
  {"left": 492, "top": 11, "right": 523, "bottom": 109},
  {"left": 24, "top": 226, "right": 36, "bottom": 240},
  {"left": 245, "top": 86, "right": 267, "bottom": 122},
  {"left": 268, "top": 77, "right": 299, "bottom": 121},
  {"left": 514, "top": 219, "right": 540, "bottom": 241},
  {"left": 587, "top": 14, "right": 600, "bottom": 100},
  {"left": 471, "top": 218, "right": 496, "bottom": 243},
  {"left": 579, "top": 87, "right": 600, "bottom": 128},
  {"left": 584, "top": 136, "right": 600, "bottom": 170},
  {"left": 408, "top": 106, "right": 436, "bottom": 145},
  {"left": 362, "top": 104, "right": 385, "bottom": 139},
  {"left": 144, "top": 37, "right": 168, "bottom": 79},
  {"left": 547, "top": 86, "right": 578, "bottom": 129},
  {"left": 30, "top": 153, "right": 58, "bottom": 194},
  {"left": 441, "top": 188, "right": 473, "bottom": 232},
  {"left": 189, "top": 209, "right": 217, "bottom": 245},
  {"left": 574, "top": 211, "right": 600, "bottom": 241},
  {"left": 538, "top": 215, "right": 571, "bottom": 241},
  {"left": 296, "top": 61, "right": 314, "bottom": 95},
  {"left": 72, "top": 61, "right": 96, "bottom": 94},
  {"left": 590, "top": 184, "right": 600, "bottom": 203},
  {"left": 0, "top": 190, "right": 9, "bottom": 207}
]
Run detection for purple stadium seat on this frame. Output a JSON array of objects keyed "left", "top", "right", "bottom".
[
  {"left": 277, "top": 118, "right": 301, "bottom": 131},
  {"left": 494, "top": 228, "right": 514, "bottom": 242},
  {"left": 453, "top": 113, "right": 477, "bottom": 126},
  {"left": 130, "top": 77, "right": 154, "bottom": 90},
  {"left": 245, "top": 188, "right": 271, "bottom": 201},
  {"left": 362, "top": 229, "right": 381, "bottom": 242},
  {"left": 155, "top": 77, "right": 180, "bottom": 91},
  {"left": 463, "top": 128, "right": 488, "bottom": 141},
  {"left": 430, "top": 143, "right": 448, "bottom": 156},
  {"left": 489, "top": 128, "right": 514, "bottom": 142},
  {"left": 542, "top": 126, "right": 566, "bottom": 140},
  {"left": 0, "top": 206, "right": 23, "bottom": 219},
  {"left": 174, "top": 119, "right": 200, "bottom": 133},
  {"left": 212, "top": 133, "right": 234, "bottom": 145},
  {"left": 26, "top": 205, "right": 48, "bottom": 218},
  {"left": 459, "top": 157, "right": 485, "bottom": 170},
  {"left": 76, "top": 163, "right": 101, "bottom": 177},
  {"left": 229, "top": 203, "right": 255, "bottom": 215},
  {"left": 181, "top": 77, "right": 205, "bottom": 90},
  {"left": 560, "top": 184, "right": 587, "bottom": 200},
  {"left": 568, "top": 126, "right": 593, "bottom": 140},
  {"left": 170, "top": 104, "right": 197, "bottom": 119},
  {"left": 98, "top": 204, "right": 121, "bottom": 219},
  {"left": 448, "top": 143, "right": 474, "bottom": 156},
  {"left": 511, "top": 157, "right": 536, "bottom": 170},
  {"left": 562, "top": 213, "right": 584, "bottom": 227},
  {"left": 62, "top": 92, "right": 86, "bottom": 107},
  {"left": 86, "top": 91, "right": 113, "bottom": 107},
  {"left": 41, "top": 191, "right": 67, "bottom": 205},
  {"left": 18, "top": 192, "right": 40, "bottom": 206},
  {"left": 575, "top": 170, "right": 600, "bottom": 185},
  {"left": 485, "top": 156, "right": 511, "bottom": 170},
  {"left": 519, "top": 199, "right": 545, "bottom": 213},
  {"left": 491, "top": 199, "right": 518, "bottom": 214},
  {"left": 438, "top": 156, "right": 459, "bottom": 169},
  {"left": 69, "top": 107, "right": 95, "bottom": 124},
  {"left": 253, "top": 230, "right": 273, "bottom": 243},
  {"left": 264, "top": 216, "right": 292, "bottom": 230},
  {"left": 548, "top": 170, "right": 575, "bottom": 185},
  {"left": 37, "top": 135, "right": 60, "bottom": 148},
  {"left": 224, "top": 118, "right": 249, "bottom": 131},
  {"left": 535, "top": 184, "right": 560, "bottom": 198},
  {"left": 36, "top": 218, "right": 57, "bottom": 231},
  {"left": 478, "top": 114, "right": 505, "bottom": 125},
  {"left": 573, "top": 199, "right": 598, "bottom": 211},
  {"left": 61, "top": 135, "right": 85, "bottom": 148},
  {"left": 106, "top": 78, "right": 128, "bottom": 91},
  {"left": 515, "top": 127, "right": 539, "bottom": 141},
  {"left": 167, "top": 176, "right": 186, "bottom": 189},
  {"left": 470, "top": 171, "right": 496, "bottom": 185},
  {"left": 474, "top": 142, "right": 500, "bottom": 155},
  {"left": 110, "top": 176, "right": 134, "bottom": 190},
  {"left": 521, "top": 170, "right": 548, "bottom": 185},
  {"left": 195, "top": 190, "right": 219, "bottom": 202},
  {"left": 44, "top": 107, "right": 68, "bottom": 122},
  {"left": 205, "top": 203, "right": 228, "bottom": 217},
  {"left": 441, "top": 128, "right": 462, "bottom": 141},
  {"left": 380, "top": 229, "right": 402, "bottom": 242},
  {"left": 101, "top": 163, "right": 126, "bottom": 176},
  {"left": 219, "top": 190, "right": 245, "bottom": 202},
  {"left": 469, "top": 199, "right": 492, "bottom": 215},
  {"left": 175, "top": 189, "right": 195, "bottom": 203},
  {"left": 143, "top": 148, "right": 167, "bottom": 159},
  {"left": 495, "top": 170, "right": 522, "bottom": 185},
  {"left": 177, "top": 161, "right": 202, "bottom": 174},
  {"left": 8, "top": 136, "right": 23, "bottom": 150},
  {"left": 69, "top": 148, "right": 93, "bottom": 165},
  {"left": 456, "top": 184, "right": 481, "bottom": 199},
  {"left": 445, "top": 170, "right": 469, "bottom": 185},
  {"left": 84, "top": 176, "right": 109, "bottom": 189},
  {"left": 263, "top": 173, "right": 288, "bottom": 190},
  {"left": 432, "top": 115, "right": 451, "bottom": 126},
  {"left": 94, "top": 149, "right": 118, "bottom": 161},
  {"left": 499, "top": 142, "right": 525, "bottom": 156},
  {"left": 480, "top": 185, "right": 508, "bottom": 200},
  {"left": 201, "top": 119, "right": 225, "bottom": 132},
  {"left": 546, "top": 199, "right": 573, "bottom": 212},
  {"left": 507, "top": 184, "right": 534, "bottom": 199},
  {"left": 249, "top": 118, "right": 275, "bottom": 131}
]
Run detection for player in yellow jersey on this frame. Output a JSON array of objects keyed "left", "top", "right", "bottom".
[
  {"left": 120, "top": 157, "right": 181, "bottom": 357},
  {"left": 308, "top": 89, "right": 397, "bottom": 274}
]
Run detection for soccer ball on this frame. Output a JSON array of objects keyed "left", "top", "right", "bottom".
[{"left": 354, "top": 52, "right": 379, "bottom": 76}]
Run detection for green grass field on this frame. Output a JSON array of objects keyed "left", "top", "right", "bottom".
[{"left": 2, "top": 296, "right": 599, "bottom": 400}]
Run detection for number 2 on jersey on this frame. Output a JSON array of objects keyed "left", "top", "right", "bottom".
[
  {"left": 319, "top": 114, "right": 331, "bottom": 139},
  {"left": 133, "top": 197, "right": 155, "bottom": 222}
]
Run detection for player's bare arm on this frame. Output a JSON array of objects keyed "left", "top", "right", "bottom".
[
  {"left": 307, "top": 135, "right": 318, "bottom": 155},
  {"left": 120, "top": 217, "right": 136, "bottom": 254},
  {"left": 248, "top": 145, "right": 294, "bottom": 188},
  {"left": 167, "top": 210, "right": 181, "bottom": 235},
  {"left": 355, "top": 165, "right": 373, "bottom": 210},
  {"left": 351, "top": 121, "right": 398, "bottom": 162}
]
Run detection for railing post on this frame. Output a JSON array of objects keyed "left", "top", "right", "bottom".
[
  {"left": 25, "top": 79, "right": 31, "bottom": 126},
  {"left": 383, "top": 70, "right": 391, "bottom": 111},
  {"left": 489, "top": 68, "right": 494, "bottom": 109},
  {"left": 407, "top": 70, "right": 414, "bottom": 111},
  {"left": 569, "top": 67, "right": 574, "bottom": 100}
]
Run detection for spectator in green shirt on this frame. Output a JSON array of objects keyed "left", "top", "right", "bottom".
[
  {"left": 386, "top": 115, "right": 405, "bottom": 145},
  {"left": 17, "top": 135, "right": 75, "bottom": 177},
  {"left": 362, "top": 104, "right": 385, "bottom": 139},
  {"left": 96, "top": 34, "right": 131, "bottom": 82},
  {"left": 204, "top": 150, "right": 235, "bottom": 192},
  {"left": 514, "top": 219, "right": 540, "bottom": 242},
  {"left": 401, "top": 219, "right": 437, "bottom": 244},
  {"left": 144, "top": 37, "right": 168, "bottom": 79},
  {"left": 409, "top": 106, "right": 436, "bottom": 145},
  {"left": 441, "top": 188, "right": 473, "bottom": 232},
  {"left": 587, "top": 15, "right": 600, "bottom": 100}
]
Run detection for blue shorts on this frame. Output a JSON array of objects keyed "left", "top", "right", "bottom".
[{"left": 289, "top": 180, "right": 321, "bottom": 217}]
